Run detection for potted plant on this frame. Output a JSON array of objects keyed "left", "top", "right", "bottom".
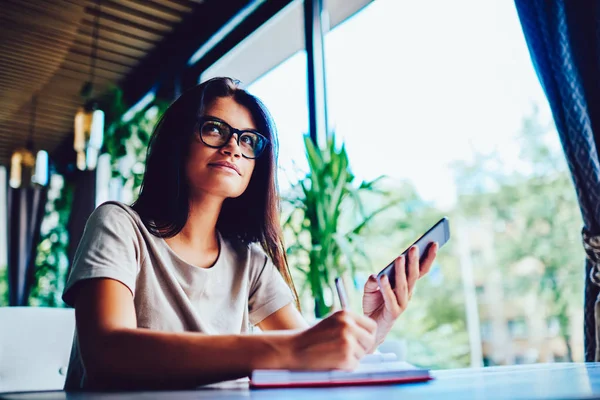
[{"left": 283, "top": 132, "right": 397, "bottom": 318}]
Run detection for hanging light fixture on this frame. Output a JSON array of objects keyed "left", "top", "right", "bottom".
[
  {"left": 10, "top": 95, "right": 48, "bottom": 189},
  {"left": 74, "top": 0, "right": 104, "bottom": 171}
]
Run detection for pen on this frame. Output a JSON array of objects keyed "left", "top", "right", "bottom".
[{"left": 335, "top": 277, "right": 349, "bottom": 310}]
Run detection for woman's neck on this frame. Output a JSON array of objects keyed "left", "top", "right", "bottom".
[{"left": 172, "top": 195, "right": 223, "bottom": 252}]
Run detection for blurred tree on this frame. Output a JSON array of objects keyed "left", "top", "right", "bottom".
[
  {"left": 371, "top": 189, "right": 471, "bottom": 369},
  {"left": 453, "top": 107, "right": 583, "bottom": 361}
]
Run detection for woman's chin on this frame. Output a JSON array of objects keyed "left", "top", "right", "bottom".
[{"left": 193, "top": 183, "right": 245, "bottom": 200}]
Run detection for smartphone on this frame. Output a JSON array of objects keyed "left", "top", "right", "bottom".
[{"left": 377, "top": 217, "right": 450, "bottom": 289}]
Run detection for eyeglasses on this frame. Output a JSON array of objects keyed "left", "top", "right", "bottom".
[{"left": 195, "top": 116, "right": 269, "bottom": 159}]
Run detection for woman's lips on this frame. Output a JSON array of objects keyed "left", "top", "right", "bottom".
[{"left": 208, "top": 161, "right": 241, "bottom": 175}]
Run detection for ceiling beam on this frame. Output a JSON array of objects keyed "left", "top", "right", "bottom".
[{"left": 120, "top": 0, "right": 294, "bottom": 105}]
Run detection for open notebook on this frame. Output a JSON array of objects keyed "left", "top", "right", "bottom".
[{"left": 250, "top": 353, "right": 432, "bottom": 389}]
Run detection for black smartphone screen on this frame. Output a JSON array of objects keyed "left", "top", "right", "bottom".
[{"left": 377, "top": 217, "right": 450, "bottom": 289}]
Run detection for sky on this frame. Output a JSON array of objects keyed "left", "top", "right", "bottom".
[{"left": 248, "top": 0, "right": 557, "bottom": 210}]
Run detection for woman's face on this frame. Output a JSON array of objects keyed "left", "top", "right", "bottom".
[{"left": 185, "top": 96, "right": 258, "bottom": 200}]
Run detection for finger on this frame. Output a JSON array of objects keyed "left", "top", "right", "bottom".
[
  {"left": 339, "top": 334, "right": 364, "bottom": 370},
  {"left": 379, "top": 274, "right": 402, "bottom": 318},
  {"left": 352, "top": 312, "right": 378, "bottom": 334},
  {"left": 364, "top": 274, "right": 380, "bottom": 293},
  {"left": 350, "top": 337, "right": 368, "bottom": 368},
  {"left": 336, "top": 312, "right": 376, "bottom": 354},
  {"left": 333, "top": 310, "right": 377, "bottom": 334},
  {"left": 394, "top": 255, "right": 409, "bottom": 310},
  {"left": 406, "top": 246, "right": 420, "bottom": 295},
  {"left": 346, "top": 321, "right": 376, "bottom": 354},
  {"left": 419, "top": 242, "right": 438, "bottom": 277}
]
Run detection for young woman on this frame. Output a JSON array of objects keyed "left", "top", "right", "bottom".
[{"left": 62, "top": 77, "right": 438, "bottom": 390}]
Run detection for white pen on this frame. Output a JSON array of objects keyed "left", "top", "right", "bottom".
[{"left": 335, "top": 277, "right": 349, "bottom": 310}]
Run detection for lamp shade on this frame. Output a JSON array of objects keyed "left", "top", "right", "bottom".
[
  {"left": 74, "top": 107, "right": 104, "bottom": 171},
  {"left": 9, "top": 148, "right": 35, "bottom": 189},
  {"left": 31, "top": 150, "right": 49, "bottom": 186}
]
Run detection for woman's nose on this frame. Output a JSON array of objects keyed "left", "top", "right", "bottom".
[{"left": 220, "top": 133, "right": 241, "bottom": 157}]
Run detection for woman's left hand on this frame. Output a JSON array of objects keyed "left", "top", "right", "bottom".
[{"left": 362, "top": 243, "right": 438, "bottom": 351}]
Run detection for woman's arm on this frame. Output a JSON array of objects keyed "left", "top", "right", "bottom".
[
  {"left": 75, "top": 278, "right": 376, "bottom": 390},
  {"left": 76, "top": 278, "right": 292, "bottom": 389},
  {"left": 257, "top": 303, "right": 310, "bottom": 331}
]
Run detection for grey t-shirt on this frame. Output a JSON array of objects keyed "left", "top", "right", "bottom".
[{"left": 61, "top": 201, "right": 294, "bottom": 390}]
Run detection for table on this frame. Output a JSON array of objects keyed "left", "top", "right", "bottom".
[{"left": 2, "top": 363, "right": 600, "bottom": 400}]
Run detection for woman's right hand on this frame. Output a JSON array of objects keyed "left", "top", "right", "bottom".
[{"left": 289, "top": 310, "right": 377, "bottom": 371}]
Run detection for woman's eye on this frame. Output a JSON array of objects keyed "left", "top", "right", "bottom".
[
  {"left": 240, "top": 135, "right": 256, "bottom": 147},
  {"left": 203, "top": 123, "right": 224, "bottom": 136}
]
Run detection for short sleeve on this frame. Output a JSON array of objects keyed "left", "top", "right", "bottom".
[
  {"left": 62, "top": 204, "right": 142, "bottom": 307},
  {"left": 247, "top": 248, "right": 295, "bottom": 325}
]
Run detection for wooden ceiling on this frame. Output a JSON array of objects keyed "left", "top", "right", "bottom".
[{"left": 0, "top": 0, "right": 204, "bottom": 167}]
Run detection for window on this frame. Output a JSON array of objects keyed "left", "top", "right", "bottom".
[
  {"left": 482, "top": 356, "right": 495, "bottom": 367},
  {"left": 202, "top": 0, "right": 373, "bottom": 191},
  {"left": 201, "top": 0, "right": 585, "bottom": 368},
  {"left": 547, "top": 317, "right": 560, "bottom": 337},
  {"left": 322, "top": 0, "right": 584, "bottom": 368},
  {"left": 480, "top": 320, "right": 492, "bottom": 341},
  {"left": 471, "top": 250, "right": 485, "bottom": 267},
  {"left": 553, "top": 353, "right": 569, "bottom": 362},
  {"left": 247, "top": 52, "right": 309, "bottom": 190},
  {"left": 200, "top": 2, "right": 309, "bottom": 190},
  {"left": 514, "top": 355, "right": 526, "bottom": 365},
  {"left": 199, "top": 1, "right": 377, "bottom": 314},
  {"left": 475, "top": 284, "right": 486, "bottom": 296},
  {"left": 507, "top": 318, "right": 528, "bottom": 339},
  {"left": 201, "top": 0, "right": 371, "bottom": 86},
  {"left": 200, "top": 2, "right": 304, "bottom": 85}
]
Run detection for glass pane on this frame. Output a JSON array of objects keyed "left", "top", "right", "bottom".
[
  {"left": 247, "top": 52, "right": 309, "bottom": 190},
  {"left": 324, "top": 0, "right": 584, "bottom": 368}
]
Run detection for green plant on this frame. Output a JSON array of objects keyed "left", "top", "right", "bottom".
[
  {"left": 29, "top": 176, "right": 74, "bottom": 307},
  {"left": 101, "top": 88, "right": 168, "bottom": 200},
  {"left": 0, "top": 265, "right": 7, "bottom": 306},
  {"left": 283, "top": 133, "right": 398, "bottom": 317}
]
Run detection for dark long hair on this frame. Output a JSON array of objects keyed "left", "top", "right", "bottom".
[{"left": 132, "top": 77, "right": 299, "bottom": 307}]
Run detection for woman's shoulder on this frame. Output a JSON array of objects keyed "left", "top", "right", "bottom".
[
  {"left": 87, "top": 201, "right": 144, "bottom": 233},
  {"left": 247, "top": 241, "right": 268, "bottom": 261}
]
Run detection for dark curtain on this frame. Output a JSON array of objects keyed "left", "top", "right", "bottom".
[
  {"left": 7, "top": 186, "right": 48, "bottom": 306},
  {"left": 66, "top": 170, "right": 97, "bottom": 275},
  {"left": 514, "top": 0, "right": 600, "bottom": 361}
]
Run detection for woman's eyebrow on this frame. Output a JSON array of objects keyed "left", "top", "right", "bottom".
[
  {"left": 203, "top": 115, "right": 227, "bottom": 124},
  {"left": 205, "top": 115, "right": 257, "bottom": 132}
]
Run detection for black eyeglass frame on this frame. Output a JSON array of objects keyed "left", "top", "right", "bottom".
[{"left": 195, "top": 116, "right": 270, "bottom": 159}]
